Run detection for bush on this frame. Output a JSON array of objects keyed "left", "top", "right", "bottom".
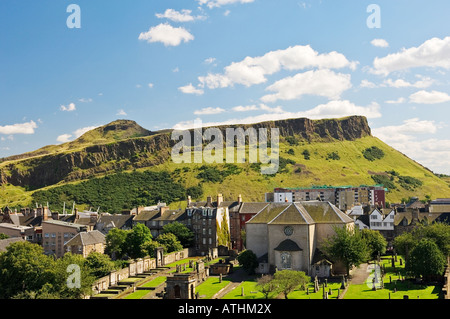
[
  {"left": 363, "top": 146, "right": 385, "bottom": 161},
  {"left": 302, "top": 149, "right": 310, "bottom": 160},
  {"left": 237, "top": 250, "right": 258, "bottom": 274},
  {"left": 326, "top": 151, "right": 340, "bottom": 161}
]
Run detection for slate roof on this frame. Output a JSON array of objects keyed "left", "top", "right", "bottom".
[
  {"left": 133, "top": 209, "right": 159, "bottom": 222},
  {"left": 274, "top": 239, "right": 303, "bottom": 251},
  {"left": 239, "top": 202, "right": 269, "bottom": 215},
  {"left": 96, "top": 214, "right": 134, "bottom": 230},
  {"left": 65, "top": 230, "right": 106, "bottom": 247},
  {"left": 247, "top": 201, "right": 353, "bottom": 225}
]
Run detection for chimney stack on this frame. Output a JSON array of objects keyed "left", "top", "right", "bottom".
[
  {"left": 207, "top": 196, "right": 212, "bottom": 205},
  {"left": 238, "top": 194, "right": 242, "bottom": 204},
  {"left": 187, "top": 196, "right": 192, "bottom": 207},
  {"left": 217, "top": 193, "right": 223, "bottom": 206}
]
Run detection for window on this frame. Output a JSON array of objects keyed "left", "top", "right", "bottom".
[
  {"left": 371, "top": 215, "right": 378, "bottom": 219},
  {"left": 187, "top": 209, "right": 192, "bottom": 216},
  {"left": 44, "top": 233, "right": 50, "bottom": 238},
  {"left": 208, "top": 209, "right": 213, "bottom": 216},
  {"left": 51, "top": 233, "right": 56, "bottom": 238}
]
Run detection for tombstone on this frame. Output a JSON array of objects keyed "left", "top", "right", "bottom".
[
  {"left": 324, "top": 278, "right": 328, "bottom": 287},
  {"left": 340, "top": 276, "right": 346, "bottom": 290},
  {"left": 391, "top": 257, "right": 395, "bottom": 268},
  {"left": 403, "top": 295, "right": 409, "bottom": 299},
  {"left": 399, "top": 258, "right": 403, "bottom": 266},
  {"left": 322, "top": 283, "right": 327, "bottom": 300},
  {"left": 389, "top": 276, "right": 392, "bottom": 284},
  {"left": 219, "top": 274, "right": 222, "bottom": 283},
  {"left": 314, "top": 276, "right": 319, "bottom": 293},
  {"left": 372, "top": 278, "right": 377, "bottom": 291},
  {"left": 241, "top": 286, "right": 245, "bottom": 296}
]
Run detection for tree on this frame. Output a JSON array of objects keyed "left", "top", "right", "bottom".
[
  {"left": 0, "top": 233, "right": 9, "bottom": 240},
  {"left": 361, "top": 229, "right": 387, "bottom": 259},
  {"left": 53, "top": 253, "right": 96, "bottom": 299},
  {"left": 85, "top": 252, "right": 118, "bottom": 279},
  {"left": 406, "top": 238, "right": 446, "bottom": 279},
  {"left": 256, "top": 275, "right": 277, "bottom": 299},
  {"left": 156, "top": 233, "right": 183, "bottom": 253},
  {"left": 162, "top": 222, "right": 194, "bottom": 248},
  {"left": 393, "top": 231, "right": 415, "bottom": 260},
  {"left": 143, "top": 239, "right": 162, "bottom": 258},
  {"left": 105, "top": 228, "right": 128, "bottom": 260},
  {"left": 0, "top": 241, "right": 56, "bottom": 299},
  {"left": 125, "top": 223, "right": 153, "bottom": 259},
  {"left": 322, "top": 226, "right": 369, "bottom": 276},
  {"left": 272, "top": 270, "right": 310, "bottom": 299},
  {"left": 237, "top": 250, "right": 258, "bottom": 275}
]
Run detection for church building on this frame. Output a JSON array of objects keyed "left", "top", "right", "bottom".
[{"left": 246, "top": 201, "right": 354, "bottom": 277}]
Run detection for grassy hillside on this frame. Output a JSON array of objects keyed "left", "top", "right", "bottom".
[{"left": 1, "top": 123, "right": 450, "bottom": 212}]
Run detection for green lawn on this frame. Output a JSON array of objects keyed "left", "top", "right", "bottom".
[
  {"left": 195, "top": 276, "right": 232, "bottom": 299},
  {"left": 221, "top": 280, "right": 265, "bottom": 299},
  {"left": 123, "top": 289, "right": 152, "bottom": 299},
  {"left": 344, "top": 257, "right": 443, "bottom": 299},
  {"left": 140, "top": 276, "right": 167, "bottom": 288}
]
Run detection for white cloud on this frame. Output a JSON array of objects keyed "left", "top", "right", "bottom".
[
  {"left": 360, "top": 79, "right": 377, "bottom": 88},
  {"left": 385, "top": 97, "right": 406, "bottom": 104},
  {"left": 0, "top": 120, "right": 38, "bottom": 135},
  {"left": 198, "top": 0, "right": 255, "bottom": 9},
  {"left": 57, "top": 125, "right": 100, "bottom": 144},
  {"left": 138, "top": 23, "right": 194, "bottom": 47},
  {"left": 372, "top": 118, "right": 450, "bottom": 174},
  {"left": 372, "top": 36, "right": 450, "bottom": 75},
  {"left": 409, "top": 90, "right": 450, "bottom": 104},
  {"left": 231, "top": 105, "right": 259, "bottom": 112},
  {"left": 148, "top": 83, "right": 154, "bottom": 88},
  {"left": 56, "top": 134, "right": 72, "bottom": 143},
  {"left": 74, "top": 126, "right": 100, "bottom": 138},
  {"left": 78, "top": 98, "right": 92, "bottom": 103},
  {"left": 384, "top": 77, "right": 433, "bottom": 89},
  {"left": 173, "top": 100, "right": 381, "bottom": 130},
  {"left": 178, "top": 83, "right": 204, "bottom": 95},
  {"left": 204, "top": 57, "right": 216, "bottom": 64},
  {"left": 371, "top": 38, "right": 389, "bottom": 48},
  {"left": 194, "top": 107, "right": 226, "bottom": 115},
  {"left": 261, "top": 69, "right": 352, "bottom": 103},
  {"left": 198, "top": 45, "right": 357, "bottom": 90},
  {"left": 60, "top": 103, "right": 76, "bottom": 112},
  {"left": 116, "top": 109, "right": 127, "bottom": 116},
  {"left": 155, "top": 9, "right": 205, "bottom": 22},
  {"left": 372, "top": 118, "right": 438, "bottom": 144}
]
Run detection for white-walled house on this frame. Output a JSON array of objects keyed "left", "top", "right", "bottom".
[{"left": 369, "top": 208, "right": 395, "bottom": 231}]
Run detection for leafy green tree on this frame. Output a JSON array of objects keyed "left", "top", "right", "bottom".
[
  {"left": 273, "top": 270, "right": 310, "bottom": 299},
  {"left": 237, "top": 250, "right": 258, "bottom": 275},
  {"left": 322, "top": 226, "right": 369, "bottom": 276},
  {"left": 85, "top": 252, "right": 118, "bottom": 279},
  {"left": 361, "top": 229, "right": 387, "bottom": 259},
  {"left": 256, "top": 275, "right": 277, "bottom": 299},
  {"left": 54, "top": 253, "right": 95, "bottom": 299},
  {"left": 0, "top": 233, "right": 9, "bottom": 240},
  {"left": 0, "top": 241, "right": 56, "bottom": 299},
  {"left": 143, "top": 240, "right": 163, "bottom": 258},
  {"left": 105, "top": 228, "right": 129, "bottom": 260},
  {"left": 394, "top": 231, "right": 416, "bottom": 261},
  {"left": 125, "top": 223, "right": 153, "bottom": 259},
  {"left": 406, "top": 238, "right": 446, "bottom": 279},
  {"left": 156, "top": 233, "right": 183, "bottom": 253},
  {"left": 162, "top": 221, "right": 194, "bottom": 248}
]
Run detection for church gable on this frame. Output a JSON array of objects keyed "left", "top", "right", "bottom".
[{"left": 268, "top": 203, "right": 313, "bottom": 225}]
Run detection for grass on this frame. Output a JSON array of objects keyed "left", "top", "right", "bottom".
[
  {"left": 140, "top": 276, "right": 167, "bottom": 288},
  {"left": 195, "top": 276, "right": 232, "bottom": 299},
  {"left": 123, "top": 289, "right": 152, "bottom": 300},
  {"left": 221, "top": 280, "right": 265, "bottom": 299},
  {"left": 343, "top": 257, "right": 443, "bottom": 299}
]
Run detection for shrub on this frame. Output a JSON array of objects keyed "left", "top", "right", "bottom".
[{"left": 363, "top": 146, "right": 385, "bottom": 161}]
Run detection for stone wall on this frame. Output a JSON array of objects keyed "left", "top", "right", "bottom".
[
  {"left": 444, "top": 257, "right": 450, "bottom": 299},
  {"left": 92, "top": 248, "right": 192, "bottom": 295}
]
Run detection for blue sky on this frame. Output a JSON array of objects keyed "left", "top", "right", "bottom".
[{"left": 1, "top": 0, "right": 450, "bottom": 174}]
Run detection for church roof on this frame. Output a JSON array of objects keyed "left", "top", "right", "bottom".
[
  {"left": 247, "top": 201, "right": 353, "bottom": 225},
  {"left": 274, "top": 239, "right": 303, "bottom": 251}
]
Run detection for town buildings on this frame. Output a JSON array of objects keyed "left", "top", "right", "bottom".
[{"left": 267, "top": 185, "right": 386, "bottom": 210}]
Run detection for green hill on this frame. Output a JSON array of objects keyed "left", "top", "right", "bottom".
[{"left": 1, "top": 116, "right": 449, "bottom": 212}]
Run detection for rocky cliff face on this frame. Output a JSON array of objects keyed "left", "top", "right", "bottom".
[{"left": 0, "top": 116, "right": 371, "bottom": 189}]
